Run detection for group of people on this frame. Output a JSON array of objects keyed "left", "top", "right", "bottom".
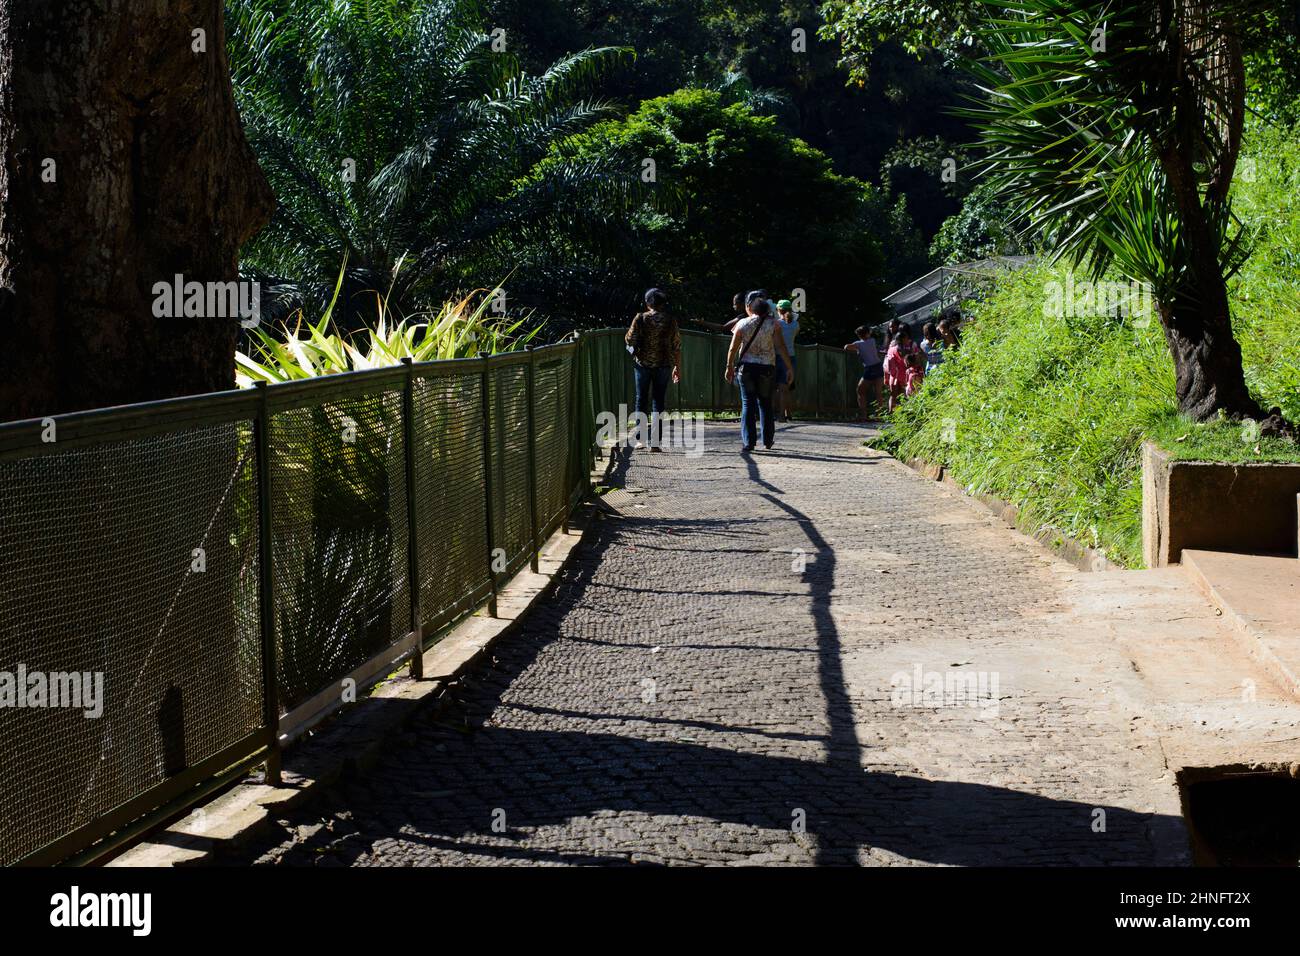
[
  {"left": 624, "top": 287, "right": 800, "bottom": 452},
  {"left": 846, "top": 316, "right": 960, "bottom": 419},
  {"left": 623, "top": 284, "right": 960, "bottom": 452}
]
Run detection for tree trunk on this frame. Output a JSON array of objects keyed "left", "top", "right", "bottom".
[
  {"left": 0, "top": 1, "right": 273, "bottom": 420},
  {"left": 1158, "top": 292, "right": 1261, "bottom": 422}
]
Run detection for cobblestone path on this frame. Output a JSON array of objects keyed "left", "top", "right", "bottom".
[{"left": 239, "top": 421, "right": 1190, "bottom": 866}]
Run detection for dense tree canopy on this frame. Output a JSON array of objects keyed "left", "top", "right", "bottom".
[
  {"left": 534, "top": 89, "right": 919, "bottom": 339},
  {"left": 486, "top": 0, "right": 972, "bottom": 242},
  {"left": 228, "top": 0, "right": 645, "bottom": 328}
]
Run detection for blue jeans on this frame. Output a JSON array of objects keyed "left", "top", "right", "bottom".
[
  {"left": 634, "top": 364, "right": 671, "bottom": 417},
  {"left": 738, "top": 362, "right": 775, "bottom": 449}
]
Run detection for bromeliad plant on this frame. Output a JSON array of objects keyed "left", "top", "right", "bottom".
[{"left": 235, "top": 263, "right": 542, "bottom": 386}]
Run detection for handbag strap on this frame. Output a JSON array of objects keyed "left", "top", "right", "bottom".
[{"left": 737, "top": 315, "right": 768, "bottom": 363}]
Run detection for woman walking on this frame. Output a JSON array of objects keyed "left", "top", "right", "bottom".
[
  {"left": 625, "top": 288, "right": 681, "bottom": 451},
  {"left": 723, "top": 293, "right": 794, "bottom": 452}
]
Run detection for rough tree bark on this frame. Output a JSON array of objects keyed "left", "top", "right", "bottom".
[
  {"left": 1152, "top": 1, "right": 1290, "bottom": 436},
  {"left": 0, "top": 0, "right": 274, "bottom": 420}
]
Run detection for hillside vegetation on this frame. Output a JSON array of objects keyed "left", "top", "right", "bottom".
[{"left": 878, "top": 121, "right": 1300, "bottom": 567}]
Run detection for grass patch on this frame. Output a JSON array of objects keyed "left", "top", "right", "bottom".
[{"left": 1149, "top": 412, "right": 1300, "bottom": 464}]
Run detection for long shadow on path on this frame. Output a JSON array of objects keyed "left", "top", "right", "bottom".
[{"left": 238, "top": 434, "right": 1181, "bottom": 867}]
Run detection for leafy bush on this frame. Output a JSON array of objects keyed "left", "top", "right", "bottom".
[
  {"left": 229, "top": 0, "right": 639, "bottom": 329},
  {"left": 236, "top": 265, "right": 538, "bottom": 386}
]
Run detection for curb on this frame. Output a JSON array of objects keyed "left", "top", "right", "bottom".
[
  {"left": 899, "top": 456, "right": 1117, "bottom": 572},
  {"left": 108, "top": 503, "right": 598, "bottom": 867}
]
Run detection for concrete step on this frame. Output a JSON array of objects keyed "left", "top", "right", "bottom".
[{"left": 1182, "top": 549, "right": 1300, "bottom": 700}]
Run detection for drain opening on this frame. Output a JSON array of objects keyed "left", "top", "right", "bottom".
[{"left": 1179, "top": 769, "right": 1300, "bottom": 866}]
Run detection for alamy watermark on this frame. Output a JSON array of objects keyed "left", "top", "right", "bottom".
[
  {"left": 1043, "top": 273, "right": 1153, "bottom": 322},
  {"left": 890, "top": 664, "right": 1001, "bottom": 719},
  {"left": 595, "top": 404, "right": 706, "bottom": 456},
  {"left": 1, "top": 665, "right": 104, "bottom": 718},
  {"left": 152, "top": 274, "right": 261, "bottom": 328}
]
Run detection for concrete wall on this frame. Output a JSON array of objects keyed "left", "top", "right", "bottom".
[{"left": 1142, "top": 442, "right": 1300, "bottom": 566}]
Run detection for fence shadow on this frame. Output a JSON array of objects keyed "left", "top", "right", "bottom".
[{"left": 233, "top": 444, "right": 1180, "bottom": 867}]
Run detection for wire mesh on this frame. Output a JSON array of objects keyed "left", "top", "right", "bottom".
[
  {"left": 267, "top": 387, "right": 410, "bottom": 712},
  {"left": 412, "top": 370, "right": 490, "bottom": 634},
  {"left": 532, "top": 355, "right": 573, "bottom": 536},
  {"left": 673, "top": 330, "right": 714, "bottom": 411},
  {"left": 0, "top": 421, "right": 263, "bottom": 865},
  {"left": 487, "top": 363, "right": 533, "bottom": 579},
  {"left": 0, "top": 325, "right": 870, "bottom": 866}
]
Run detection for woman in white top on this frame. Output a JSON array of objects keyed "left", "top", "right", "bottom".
[{"left": 724, "top": 294, "right": 795, "bottom": 451}]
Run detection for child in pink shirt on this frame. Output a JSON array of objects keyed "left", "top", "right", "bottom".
[
  {"left": 884, "top": 330, "right": 914, "bottom": 412},
  {"left": 904, "top": 352, "right": 925, "bottom": 395}
]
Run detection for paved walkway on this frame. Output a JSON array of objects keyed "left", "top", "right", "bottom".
[{"left": 238, "top": 421, "right": 1242, "bottom": 866}]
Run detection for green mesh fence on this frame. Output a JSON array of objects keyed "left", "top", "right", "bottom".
[
  {"left": 586, "top": 326, "right": 860, "bottom": 421},
  {"left": 0, "top": 328, "right": 858, "bottom": 865},
  {"left": 0, "top": 408, "right": 265, "bottom": 866},
  {"left": 532, "top": 354, "right": 574, "bottom": 538},
  {"left": 487, "top": 360, "right": 533, "bottom": 581},
  {"left": 267, "top": 381, "right": 412, "bottom": 713},
  {"left": 412, "top": 367, "right": 491, "bottom": 634},
  {"left": 671, "top": 330, "right": 715, "bottom": 411}
]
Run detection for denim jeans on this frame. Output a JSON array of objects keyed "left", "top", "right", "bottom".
[
  {"left": 738, "top": 362, "right": 775, "bottom": 449},
  {"left": 633, "top": 363, "right": 671, "bottom": 425}
]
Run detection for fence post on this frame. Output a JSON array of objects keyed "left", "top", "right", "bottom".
[
  {"left": 401, "top": 358, "right": 424, "bottom": 679},
  {"left": 563, "top": 335, "right": 581, "bottom": 534},
  {"left": 814, "top": 348, "right": 823, "bottom": 419},
  {"left": 253, "top": 381, "right": 282, "bottom": 786},
  {"left": 524, "top": 345, "right": 540, "bottom": 573},
  {"left": 711, "top": 333, "right": 719, "bottom": 413},
  {"left": 478, "top": 352, "right": 498, "bottom": 617}
]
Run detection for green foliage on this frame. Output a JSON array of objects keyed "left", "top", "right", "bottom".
[
  {"left": 1228, "top": 118, "right": 1300, "bottom": 422},
  {"left": 236, "top": 261, "right": 538, "bottom": 385},
  {"left": 228, "top": 0, "right": 641, "bottom": 327},
  {"left": 1150, "top": 413, "right": 1300, "bottom": 465},
  {"left": 488, "top": 0, "right": 975, "bottom": 243},
  {"left": 1240, "top": 3, "right": 1300, "bottom": 124},
  {"left": 877, "top": 260, "right": 1176, "bottom": 567},
  {"left": 533, "top": 89, "right": 904, "bottom": 339},
  {"left": 879, "top": 121, "right": 1300, "bottom": 567},
  {"left": 929, "top": 181, "right": 1025, "bottom": 265},
  {"left": 819, "top": 0, "right": 983, "bottom": 80},
  {"left": 959, "top": 0, "right": 1255, "bottom": 303}
]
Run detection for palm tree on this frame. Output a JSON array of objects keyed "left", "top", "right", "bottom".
[
  {"left": 963, "top": 0, "right": 1291, "bottom": 432},
  {"left": 228, "top": 0, "right": 643, "bottom": 327}
]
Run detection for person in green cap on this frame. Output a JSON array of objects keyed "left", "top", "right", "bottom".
[{"left": 774, "top": 299, "right": 799, "bottom": 422}]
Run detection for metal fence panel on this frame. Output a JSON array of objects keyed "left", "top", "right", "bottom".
[
  {"left": 0, "top": 323, "right": 874, "bottom": 866},
  {"left": 532, "top": 353, "right": 572, "bottom": 537},
  {"left": 0, "top": 420, "right": 264, "bottom": 865},
  {"left": 789, "top": 343, "right": 817, "bottom": 414},
  {"left": 673, "top": 330, "right": 715, "bottom": 411},
  {"left": 267, "top": 387, "right": 410, "bottom": 712},
  {"left": 487, "top": 362, "right": 532, "bottom": 580},
  {"left": 411, "top": 369, "right": 491, "bottom": 637}
]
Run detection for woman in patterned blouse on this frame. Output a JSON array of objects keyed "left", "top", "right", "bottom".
[{"left": 624, "top": 288, "right": 682, "bottom": 451}]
